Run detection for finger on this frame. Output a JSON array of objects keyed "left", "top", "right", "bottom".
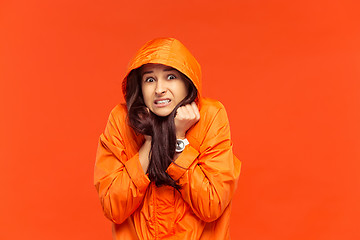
[
  {"left": 190, "top": 102, "right": 200, "bottom": 120},
  {"left": 175, "top": 107, "right": 181, "bottom": 117},
  {"left": 181, "top": 105, "right": 192, "bottom": 119},
  {"left": 185, "top": 104, "right": 196, "bottom": 119},
  {"left": 176, "top": 106, "right": 187, "bottom": 119}
]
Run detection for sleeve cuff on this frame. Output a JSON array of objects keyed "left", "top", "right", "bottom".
[
  {"left": 166, "top": 145, "right": 200, "bottom": 181},
  {"left": 124, "top": 153, "right": 150, "bottom": 192}
]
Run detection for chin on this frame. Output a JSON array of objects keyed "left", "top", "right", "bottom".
[
  {"left": 152, "top": 111, "right": 171, "bottom": 117},
  {"left": 151, "top": 108, "right": 173, "bottom": 117}
]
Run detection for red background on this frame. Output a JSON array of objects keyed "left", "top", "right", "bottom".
[{"left": 1, "top": 0, "right": 359, "bottom": 239}]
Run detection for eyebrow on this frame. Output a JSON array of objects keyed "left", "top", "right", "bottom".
[
  {"left": 142, "top": 67, "right": 176, "bottom": 75},
  {"left": 142, "top": 71, "right": 153, "bottom": 75},
  {"left": 163, "top": 67, "right": 176, "bottom": 72}
]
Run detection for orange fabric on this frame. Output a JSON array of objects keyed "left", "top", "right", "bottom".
[{"left": 94, "top": 38, "right": 241, "bottom": 239}]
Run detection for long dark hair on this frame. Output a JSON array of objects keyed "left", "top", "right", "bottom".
[{"left": 125, "top": 65, "right": 198, "bottom": 189}]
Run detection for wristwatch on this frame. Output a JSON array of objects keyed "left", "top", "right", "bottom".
[{"left": 176, "top": 138, "right": 189, "bottom": 153}]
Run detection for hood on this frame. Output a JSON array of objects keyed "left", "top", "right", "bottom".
[{"left": 122, "top": 37, "right": 202, "bottom": 99}]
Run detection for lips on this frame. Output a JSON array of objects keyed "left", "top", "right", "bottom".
[{"left": 154, "top": 98, "right": 171, "bottom": 107}]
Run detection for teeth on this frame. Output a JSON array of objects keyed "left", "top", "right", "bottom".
[{"left": 156, "top": 100, "right": 170, "bottom": 104}]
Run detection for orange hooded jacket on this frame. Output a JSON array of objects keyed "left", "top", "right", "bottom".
[{"left": 94, "top": 38, "right": 241, "bottom": 240}]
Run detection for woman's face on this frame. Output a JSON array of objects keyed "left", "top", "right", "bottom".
[{"left": 141, "top": 64, "right": 188, "bottom": 117}]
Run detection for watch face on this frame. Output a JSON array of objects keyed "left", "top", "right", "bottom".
[
  {"left": 176, "top": 140, "right": 185, "bottom": 151},
  {"left": 176, "top": 139, "right": 189, "bottom": 152}
]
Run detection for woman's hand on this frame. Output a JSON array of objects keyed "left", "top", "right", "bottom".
[
  {"left": 175, "top": 102, "right": 200, "bottom": 139},
  {"left": 144, "top": 134, "right": 152, "bottom": 142}
]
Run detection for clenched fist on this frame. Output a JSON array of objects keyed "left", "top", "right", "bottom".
[{"left": 174, "top": 102, "right": 200, "bottom": 139}]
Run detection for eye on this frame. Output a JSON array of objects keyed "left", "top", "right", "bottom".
[
  {"left": 145, "top": 77, "right": 155, "bottom": 83},
  {"left": 167, "top": 74, "right": 176, "bottom": 80}
]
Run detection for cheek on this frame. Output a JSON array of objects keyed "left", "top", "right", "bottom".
[
  {"left": 179, "top": 82, "right": 188, "bottom": 99},
  {"left": 141, "top": 86, "right": 152, "bottom": 103}
]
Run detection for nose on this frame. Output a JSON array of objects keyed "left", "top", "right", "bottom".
[{"left": 155, "top": 79, "right": 167, "bottom": 95}]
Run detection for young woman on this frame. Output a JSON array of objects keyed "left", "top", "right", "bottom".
[{"left": 94, "top": 37, "right": 241, "bottom": 239}]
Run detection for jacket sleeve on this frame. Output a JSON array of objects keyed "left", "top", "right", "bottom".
[
  {"left": 166, "top": 105, "right": 241, "bottom": 222},
  {"left": 94, "top": 108, "right": 150, "bottom": 224}
]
